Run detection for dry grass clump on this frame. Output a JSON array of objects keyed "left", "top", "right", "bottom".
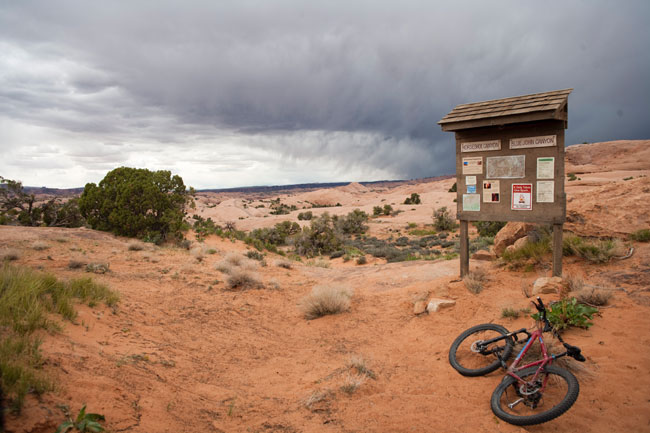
[
  {"left": 85, "top": 263, "right": 110, "bottom": 274},
  {"left": 563, "top": 235, "right": 620, "bottom": 263},
  {"left": 1, "top": 248, "right": 21, "bottom": 261},
  {"left": 127, "top": 241, "right": 145, "bottom": 251},
  {"left": 275, "top": 259, "right": 293, "bottom": 269},
  {"left": 68, "top": 259, "right": 86, "bottom": 269},
  {"left": 564, "top": 273, "right": 612, "bottom": 306},
  {"left": 216, "top": 253, "right": 257, "bottom": 274},
  {"left": 190, "top": 246, "right": 205, "bottom": 262},
  {"left": 464, "top": 268, "right": 487, "bottom": 294},
  {"left": 32, "top": 241, "right": 50, "bottom": 251},
  {"left": 347, "top": 355, "right": 376, "bottom": 379},
  {"left": 340, "top": 373, "right": 366, "bottom": 394},
  {"left": 300, "top": 286, "right": 353, "bottom": 320},
  {"left": 225, "top": 268, "right": 263, "bottom": 290},
  {"left": 302, "top": 389, "right": 333, "bottom": 409}
]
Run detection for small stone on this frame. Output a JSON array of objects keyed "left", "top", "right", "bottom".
[
  {"left": 532, "top": 276, "right": 565, "bottom": 295},
  {"left": 471, "top": 249, "right": 496, "bottom": 261},
  {"left": 413, "top": 300, "right": 428, "bottom": 315},
  {"left": 427, "top": 298, "right": 456, "bottom": 312}
]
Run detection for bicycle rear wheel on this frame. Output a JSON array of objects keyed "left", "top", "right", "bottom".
[
  {"left": 448, "top": 323, "right": 514, "bottom": 376},
  {"left": 491, "top": 365, "right": 579, "bottom": 426}
]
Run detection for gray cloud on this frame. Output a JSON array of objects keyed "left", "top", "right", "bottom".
[{"left": 0, "top": 0, "right": 648, "bottom": 188}]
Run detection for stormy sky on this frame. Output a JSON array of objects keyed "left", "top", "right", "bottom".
[{"left": 1, "top": 1, "right": 648, "bottom": 189}]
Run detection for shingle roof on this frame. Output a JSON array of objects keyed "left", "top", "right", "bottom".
[{"left": 438, "top": 89, "right": 572, "bottom": 131}]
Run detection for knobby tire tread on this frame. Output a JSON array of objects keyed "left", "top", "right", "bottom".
[
  {"left": 448, "top": 323, "right": 513, "bottom": 377},
  {"left": 490, "top": 365, "right": 579, "bottom": 426}
]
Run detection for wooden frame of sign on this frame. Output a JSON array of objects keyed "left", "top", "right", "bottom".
[{"left": 438, "top": 89, "right": 572, "bottom": 277}]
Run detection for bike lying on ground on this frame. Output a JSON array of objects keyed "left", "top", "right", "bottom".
[{"left": 448, "top": 297, "right": 586, "bottom": 426}]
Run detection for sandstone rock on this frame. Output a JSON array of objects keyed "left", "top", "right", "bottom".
[
  {"left": 427, "top": 298, "right": 456, "bottom": 312},
  {"left": 413, "top": 300, "right": 428, "bottom": 315},
  {"left": 532, "top": 276, "right": 564, "bottom": 295},
  {"left": 513, "top": 236, "right": 529, "bottom": 250},
  {"left": 505, "top": 245, "right": 516, "bottom": 255},
  {"left": 471, "top": 249, "right": 496, "bottom": 261},
  {"left": 493, "top": 222, "right": 535, "bottom": 256}
]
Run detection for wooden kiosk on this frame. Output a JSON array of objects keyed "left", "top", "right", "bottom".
[{"left": 438, "top": 89, "right": 572, "bottom": 277}]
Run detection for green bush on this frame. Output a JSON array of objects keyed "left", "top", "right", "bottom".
[
  {"left": 372, "top": 206, "right": 383, "bottom": 216},
  {"left": 432, "top": 207, "right": 456, "bottom": 231},
  {"left": 292, "top": 214, "right": 342, "bottom": 257},
  {"left": 382, "top": 204, "right": 393, "bottom": 215},
  {"left": 79, "top": 167, "right": 193, "bottom": 243},
  {"left": 629, "top": 229, "right": 650, "bottom": 242},
  {"left": 532, "top": 298, "right": 598, "bottom": 331},
  {"left": 297, "top": 211, "right": 313, "bottom": 220},
  {"left": 448, "top": 182, "right": 457, "bottom": 193},
  {"left": 333, "top": 209, "right": 369, "bottom": 235},
  {"left": 563, "top": 235, "right": 617, "bottom": 263},
  {"left": 404, "top": 193, "right": 421, "bottom": 205},
  {"left": 473, "top": 221, "right": 506, "bottom": 237}
]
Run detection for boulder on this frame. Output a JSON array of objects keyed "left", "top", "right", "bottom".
[
  {"left": 493, "top": 222, "right": 535, "bottom": 256},
  {"left": 427, "top": 298, "right": 456, "bottom": 312},
  {"left": 471, "top": 249, "right": 496, "bottom": 261},
  {"left": 532, "top": 276, "right": 565, "bottom": 295},
  {"left": 513, "top": 236, "right": 529, "bottom": 250}
]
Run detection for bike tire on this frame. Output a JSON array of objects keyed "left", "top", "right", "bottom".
[
  {"left": 490, "top": 365, "right": 579, "bottom": 426},
  {"left": 448, "top": 323, "right": 514, "bottom": 377}
]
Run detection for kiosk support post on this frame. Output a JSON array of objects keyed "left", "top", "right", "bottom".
[
  {"left": 552, "top": 223, "right": 563, "bottom": 277},
  {"left": 460, "top": 220, "right": 469, "bottom": 277}
]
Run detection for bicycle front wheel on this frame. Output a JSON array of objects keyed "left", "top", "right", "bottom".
[
  {"left": 448, "top": 323, "right": 514, "bottom": 376},
  {"left": 491, "top": 365, "right": 579, "bottom": 426}
]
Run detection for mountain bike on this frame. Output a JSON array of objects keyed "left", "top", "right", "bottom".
[{"left": 448, "top": 297, "right": 586, "bottom": 426}]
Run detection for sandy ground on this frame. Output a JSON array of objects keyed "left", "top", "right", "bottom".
[{"left": 3, "top": 140, "right": 650, "bottom": 433}]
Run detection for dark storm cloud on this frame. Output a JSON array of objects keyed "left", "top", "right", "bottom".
[{"left": 0, "top": 0, "right": 649, "bottom": 187}]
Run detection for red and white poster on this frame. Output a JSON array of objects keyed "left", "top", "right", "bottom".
[{"left": 511, "top": 183, "right": 532, "bottom": 210}]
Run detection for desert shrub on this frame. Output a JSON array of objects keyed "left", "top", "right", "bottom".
[
  {"left": 216, "top": 252, "right": 253, "bottom": 273},
  {"left": 347, "top": 355, "right": 376, "bottom": 379},
  {"left": 562, "top": 235, "right": 618, "bottom": 263},
  {"left": 192, "top": 215, "right": 223, "bottom": 241},
  {"left": 340, "top": 373, "right": 366, "bottom": 394},
  {"left": 0, "top": 264, "right": 118, "bottom": 412},
  {"left": 297, "top": 211, "right": 313, "bottom": 221},
  {"left": 574, "top": 288, "right": 612, "bottom": 306},
  {"left": 306, "top": 258, "right": 330, "bottom": 268},
  {"left": 473, "top": 221, "right": 506, "bottom": 237},
  {"left": 79, "top": 167, "right": 193, "bottom": 243},
  {"left": 629, "top": 228, "right": 650, "bottom": 242},
  {"left": 329, "top": 250, "right": 345, "bottom": 259},
  {"left": 532, "top": 298, "right": 598, "bottom": 331},
  {"left": 0, "top": 248, "right": 20, "bottom": 262},
  {"left": 372, "top": 206, "right": 383, "bottom": 216},
  {"left": 502, "top": 236, "right": 551, "bottom": 265},
  {"left": 356, "top": 256, "right": 367, "bottom": 265},
  {"left": 501, "top": 307, "right": 521, "bottom": 319},
  {"left": 225, "top": 269, "right": 263, "bottom": 290},
  {"left": 68, "top": 260, "right": 86, "bottom": 269},
  {"left": 567, "top": 173, "right": 579, "bottom": 181},
  {"left": 334, "top": 209, "right": 369, "bottom": 235},
  {"left": 275, "top": 259, "right": 293, "bottom": 269},
  {"left": 31, "top": 241, "right": 50, "bottom": 251},
  {"left": 463, "top": 268, "right": 487, "bottom": 294},
  {"left": 127, "top": 241, "right": 144, "bottom": 251},
  {"left": 190, "top": 247, "right": 205, "bottom": 262},
  {"left": 85, "top": 263, "right": 110, "bottom": 274},
  {"left": 300, "top": 286, "right": 352, "bottom": 320},
  {"left": 246, "top": 250, "right": 265, "bottom": 261},
  {"left": 448, "top": 182, "right": 457, "bottom": 193},
  {"left": 382, "top": 204, "right": 393, "bottom": 216},
  {"left": 403, "top": 193, "right": 421, "bottom": 205},
  {"left": 432, "top": 207, "right": 456, "bottom": 231},
  {"left": 292, "top": 214, "right": 342, "bottom": 257}
]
